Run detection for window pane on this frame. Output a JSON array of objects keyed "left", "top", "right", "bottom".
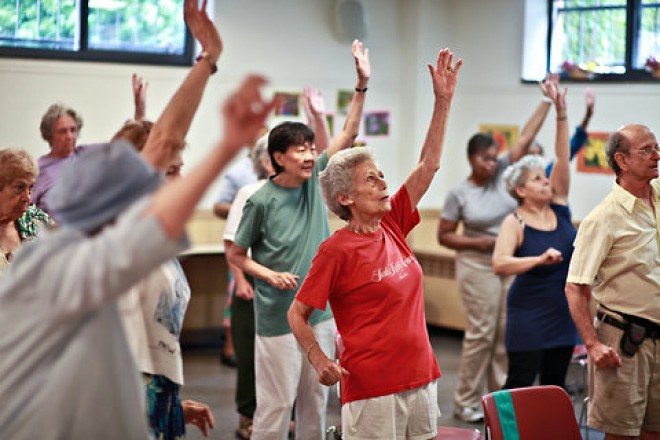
[
  {"left": 87, "top": 0, "right": 185, "bottom": 55},
  {"left": 636, "top": 1, "right": 660, "bottom": 69},
  {"left": 0, "top": 0, "right": 79, "bottom": 50},
  {"left": 550, "top": 0, "right": 626, "bottom": 74}
]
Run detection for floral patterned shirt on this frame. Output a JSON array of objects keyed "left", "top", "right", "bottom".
[
  {"left": 16, "top": 205, "right": 54, "bottom": 241},
  {"left": 1, "top": 206, "right": 54, "bottom": 273}
]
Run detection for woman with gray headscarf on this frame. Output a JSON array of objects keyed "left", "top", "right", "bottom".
[
  {"left": 0, "top": 61, "right": 275, "bottom": 440},
  {"left": 492, "top": 81, "right": 577, "bottom": 390},
  {"left": 287, "top": 49, "right": 460, "bottom": 439}
]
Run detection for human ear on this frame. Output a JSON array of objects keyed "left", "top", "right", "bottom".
[{"left": 338, "top": 193, "right": 353, "bottom": 206}]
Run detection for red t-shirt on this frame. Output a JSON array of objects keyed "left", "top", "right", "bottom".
[{"left": 296, "top": 186, "right": 441, "bottom": 404}]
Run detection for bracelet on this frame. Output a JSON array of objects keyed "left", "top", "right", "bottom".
[
  {"left": 355, "top": 87, "right": 368, "bottom": 93},
  {"left": 542, "top": 96, "right": 553, "bottom": 103},
  {"left": 195, "top": 51, "right": 218, "bottom": 75},
  {"left": 557, "top": 115, "right": 567, "bottom": 121},
  {"left": 305, "top": 341, "right": 319, "bottom": 359}
]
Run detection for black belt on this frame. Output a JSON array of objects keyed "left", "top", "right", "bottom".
[{"left": 597, "top": 311, "right": 660, "bottom": 339}]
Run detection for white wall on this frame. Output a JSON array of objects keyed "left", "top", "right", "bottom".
[{"left": 1, "top": 0, "right": 659, "bottom": 219}]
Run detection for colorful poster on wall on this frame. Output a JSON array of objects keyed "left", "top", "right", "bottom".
[
  {"left": 273, "top": 92, "right": 300, "bottom": 116},
  {"left": 364, "top": 111, "right": 390, "bottom": 137},
  {"left": 325, "top": 113, "right": 335, "bottom": 137},
  {"left": 337, "top": 90, "right": 354, "bottom": 115},
  {"left": 577, "top": 132, "right": 613, "bottom": 175},
  {"left": 479, "top": 124, "right": 520, "bottom": 154}
]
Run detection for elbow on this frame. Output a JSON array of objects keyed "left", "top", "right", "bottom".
[{"left": 492, "top": 261, "right": 506, "bottom": 275}]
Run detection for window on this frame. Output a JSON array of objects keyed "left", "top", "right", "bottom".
[
  {"left": 522, "top": 0, "right": 660, "bottom": 81},
  {"left": 0, "top": 0, "right": 193, "bottom": 66}
]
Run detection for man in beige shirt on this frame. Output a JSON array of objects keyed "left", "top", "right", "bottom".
[{"left": 566, "top": 124, "right": 660, "bottom": 440}]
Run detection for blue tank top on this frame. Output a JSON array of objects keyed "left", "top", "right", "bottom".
[{"left": 505, "top": 204, "right": 578, "bottom": 352}]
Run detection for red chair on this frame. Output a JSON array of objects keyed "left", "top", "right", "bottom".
[
  {"left": 481, "top": 385, "right": 582, "bottom": 440},
  {"left": 435, "top": 427, "right": 484, "bottom": 439}
]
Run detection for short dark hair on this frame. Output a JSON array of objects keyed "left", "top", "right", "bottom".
[
  {"left": 467, "top": 133, "right": 496, "bottom": 157},
  {"left": 605, "top": 131, "right": 630, "bottom": 176},
  {"left": 268, "top": 122, "right": 315, "bottom": 174}
]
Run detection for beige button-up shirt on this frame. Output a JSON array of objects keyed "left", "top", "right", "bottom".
[{"left": 567, "top": 180, "right": 660, "bottom": 324}]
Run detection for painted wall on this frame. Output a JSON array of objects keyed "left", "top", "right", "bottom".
[{"left": 1, "top": 0, "right": 658, "bottom": 219}]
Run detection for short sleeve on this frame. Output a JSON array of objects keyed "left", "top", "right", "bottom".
[
  {"left": 441, "top": 188, "right": 462, "bottom": 222},
  {"left": 233, "top": 197, "right": 263, "bottom": 250},
  {"left": 295, "top": 245, "right": 339, "bottom": 310},
  {"left": 567, "top": 215, "right": 612, "bottom": 285}
]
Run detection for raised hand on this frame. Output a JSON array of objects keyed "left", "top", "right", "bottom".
[
  {"left": 222, "top": 75, "right": 278, "bottom": 154},
  {"left": 427, "top": 48, "right": 462, "bottom": 101},
  {"left": 585, "top": 87, "right": 595, "bottom": 113},
  {"left": 544, "top": 79, "right": 568, "bottom": 115},
  {"left": 182, "top": 399, "right": 215, "bottom": 437},
  {"left": 539, "top": 72, "right": 559, "bottom": 97},
  {"left": 352, "top": 39, "right": 370, "bottom": 82},
  {"left": 132, "top": 73, "right": 148, "bottom": 121},
  {"left": 184, "top": 0, "right": 223, "bottom": 61},
  {"left": 302, "top": 86, "right": 326, "bottom": 118}
]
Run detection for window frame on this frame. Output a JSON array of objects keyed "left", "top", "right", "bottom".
[
  {"left": 0, "top": 1, "right": 195, "bottom": 67},
  {"left": 522, "top": 0, "right": 659, "bottom": 82}
]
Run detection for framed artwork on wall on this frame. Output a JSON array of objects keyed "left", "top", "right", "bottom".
[
  {"left": 577, "top": 132, "right": 613, "bottom": 175},
  {"left": 479, "top": 124, "right": 520, "bottom": 154},
  {"left": 273, "top": 92, "right": 300, "bottom": 116}
]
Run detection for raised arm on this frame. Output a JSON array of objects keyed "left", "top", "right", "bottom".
[
  {"left": 548, "top": 82, "right": 570, "bottom": 204},
  {"left": 302, "top": 87, "right": 330, "bottom": 154},
  {"left": 132, "top": 73, "right": 148, "bottom": 121},
  {"left": 326, "top": 39, "right": 370, "bottom": 158},
  {"left": 140, "top": 0, "right": 223, "bottom": 170},
  {"left": 145, "top": 75, "right": 276, "bottom": 239},
  {"left": 508, "top": 73, "right": 555, "bottom": 162},
  {"left": 404, "top": 48, "right": 461, "bottom": 208}
]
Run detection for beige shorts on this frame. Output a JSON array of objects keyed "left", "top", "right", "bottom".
[
  {"left": 341, "top": 380, "right": 439, "bottom": 440},
  {"left": 588, "top": 317, "right": 660, "bottom": 436}
]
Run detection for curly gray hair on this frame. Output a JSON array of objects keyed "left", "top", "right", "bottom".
[
  {"left": 40, "top": 103, "right": 83, "bottom": 144},
  {"left": 319, "top": 147, "right": 376, "bottom": 221},
  {"left": 250, "top": 132, "right": 271, "bottom": 180},
  {"left": 502, "top": 154, "right": 548, "bottom": 204}
]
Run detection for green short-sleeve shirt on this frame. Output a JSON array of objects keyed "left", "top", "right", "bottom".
[{"left": 234, "top": 152, "right": 333, "bottom": 336}]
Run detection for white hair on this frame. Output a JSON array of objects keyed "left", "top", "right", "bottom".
[
  {"left": 502, "top": 154, "right": 548, "bottom": 203},
  {"left": 319, "top": 147, "right": 376, "bottom": 220}
]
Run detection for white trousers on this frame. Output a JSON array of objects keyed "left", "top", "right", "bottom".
[
  {"left": 251, "top": 319, "right": 336, "bottom": 440},
  {"left": 453, "top": 251, "right": 510, "bottom": 410}
]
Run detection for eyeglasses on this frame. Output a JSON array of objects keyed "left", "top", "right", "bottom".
[{"left": 628, "top": 145, "right": 660, "bottom": 157}]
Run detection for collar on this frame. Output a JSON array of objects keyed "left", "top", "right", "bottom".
[{"left": 611, "top": 179, "right": 660, "bottom": 214}]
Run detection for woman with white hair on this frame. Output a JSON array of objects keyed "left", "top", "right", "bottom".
[
  {"left": 492, "top": 81, "right": 578, "bottom": 390},
  {"left": 287, "top": 49, "right": 460, "bottom": 439}
]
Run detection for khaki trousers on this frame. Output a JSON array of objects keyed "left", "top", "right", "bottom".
[{"left": 453, "top": 251, "right": 510, "bottom": 410}]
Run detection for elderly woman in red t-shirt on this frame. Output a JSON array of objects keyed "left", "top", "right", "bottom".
[{"left": 287, "top": 49, "right": 461, "bottom": 440}]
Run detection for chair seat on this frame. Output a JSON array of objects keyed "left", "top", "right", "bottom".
[{"left": 435, "top": 426, "right": 484, "bottom": 439}]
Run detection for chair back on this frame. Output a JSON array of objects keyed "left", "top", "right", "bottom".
[{"left": 481, "top": 385, "right": 581, "bottom": 440}]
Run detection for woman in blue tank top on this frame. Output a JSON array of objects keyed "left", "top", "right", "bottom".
[{"left": 492, "top": 81, "right": 578, "bottom": 389}]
